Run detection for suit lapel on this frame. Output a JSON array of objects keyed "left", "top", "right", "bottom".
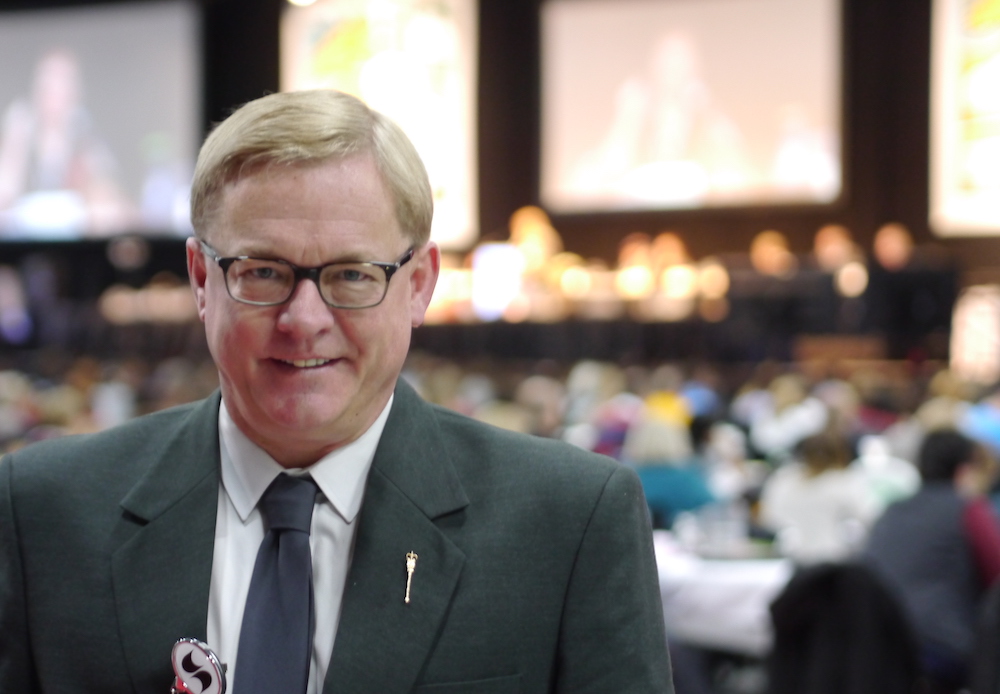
[
  {"left": 324, "top": 381, "right": 470, "bottom": 694},
  {"left": 111, "top": 393, "right": 222, "bottom": 692}
]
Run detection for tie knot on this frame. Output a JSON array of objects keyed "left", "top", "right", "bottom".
[{"left": 259, "top": 474, "right": 318, "bottom": 533}]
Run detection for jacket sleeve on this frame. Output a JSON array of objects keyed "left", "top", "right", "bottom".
[
  {"left": 555, "top": 464, "right": 675, "bottom": 693},
  {"left": 963, "top": 496, "right": 1000, "bottom": 586},
  {"left": 0, "top": 453, "right": 41, "bottom": 694}
]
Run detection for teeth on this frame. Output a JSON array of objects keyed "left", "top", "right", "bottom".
[{"left": 288, "top": 358, "right": 331, "bottom": 368}]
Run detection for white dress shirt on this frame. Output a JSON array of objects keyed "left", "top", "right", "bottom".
[{"left": 206, "top": 396, "right": 392, "bottom": 694}]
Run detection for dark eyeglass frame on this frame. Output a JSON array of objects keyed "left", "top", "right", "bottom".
[{"left": 199, "top": 240, "right": 415, "bottom": 309}]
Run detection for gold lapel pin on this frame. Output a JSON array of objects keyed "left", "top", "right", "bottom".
[{"left": 404, "top": 552, "right": 418, "bottom": 604}]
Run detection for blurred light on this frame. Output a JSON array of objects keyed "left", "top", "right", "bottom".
[
  {"left": 615, "top": 232, "right": 656, "bottom": 300},
  {"left": 750, "top": 229, "right": 798, "bottom": 277},
  {"left": 813, "top": 223, "right": 855, "bottom": 271},
  {"left": 651, "top": 232, "right": 689, "bottom": 268},
  {"left": 509, "top": 205, "right": 551, "bottom": 236},
  {"left": 560, "top": 266, "right": 592, "bottom": 299},
  {"left": 503, "top": 293, "right": 532, "bottom": 323},
  {"left": 434, "top": 267, "right": 473, "bottom": 302},
  {"left": 615, "top": 264, "right": 655, "bottom": 299},
  {"left": 516, "top": 236, "right": 549, "bottom": 276},
  {"left": 697, "top": 258, "right": 730, "bottom": 299},
  {"left": 835, "top": 261, "right": 868, "bottom": 297},
  {"left": 660, "top": 264, "right": 697, "bottom": 299},
  {"left": 425, "top": 267, "right": 472, "bottom": 324},
  {"left": 509, "top": 205, "right": 563, "bottom": 275},
  {"left": 698, "top": 297, "right": 730, "bottom": 322},
  {"left": 618, "top": 232, "right": 653, "bottom": 267},
  {"left": 98, "top": 274, "right": 197, "bottom": 324},
  {"left": 470, "top": 243, "right": 524, "bottom": 321},
  {"left": 873, "top": 222, "right": 914, "bottom": 271},
  {"left": 526, "top": 291, "right": 570, "bottom": 322},
  {"left": 106, "top": 235, "right": 150, "bottom": 271},
  {"left": 573, "top": 268, "right": 624, "bottom": 320},
  {"left": 545, "top": 251, "right": 585, "bottom": 289},
  {"left": 632, "top": 294, "right": 694, "bottom": 322},
  {"left": 287, "top": 0, "right": 318, "bottom": 8}
]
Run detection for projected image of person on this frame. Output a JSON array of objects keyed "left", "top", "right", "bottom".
[
  {"left": 571, "top": 31, "right": 751, "bottom": 206},
  {"left": 771, "top": 102, "right": 839, "bottom": 200},
  {"left": 0, "top": 49, "right": 135, "bottom": 237}
]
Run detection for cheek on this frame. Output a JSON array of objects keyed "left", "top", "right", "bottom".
[
  {"left": 204, "top": 300, "right": 232, "bottom": 341},
  {"left": 205, "top": 304, "right": 263, "bottom": 362},
  {"left": 349, "top": 307, "right": 411, "bottom": 364},
  {"left": 376, "top": 312, "right": 415, "bottom": 367}
]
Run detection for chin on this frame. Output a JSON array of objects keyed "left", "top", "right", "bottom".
[{"left": 269, "top": 396, "right": 349, "bottom": 428}]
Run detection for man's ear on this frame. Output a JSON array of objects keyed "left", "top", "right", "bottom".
[
  {"left": 186, "top": 237, "right": 208, "bottom": 322},
  {"left": 409, "top": 242, "right": 441, "bottom": 328}
]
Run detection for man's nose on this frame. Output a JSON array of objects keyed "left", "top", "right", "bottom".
[{"left": 277, "top": 277, "right": 336, "bottom": 333}]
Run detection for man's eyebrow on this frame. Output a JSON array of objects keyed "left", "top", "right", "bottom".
[
  {"left": 223, "top": 247, "right": 382, "bottom": 265},
  {"left": 224, "top": 248, "right": 286, "bottom": 261}
]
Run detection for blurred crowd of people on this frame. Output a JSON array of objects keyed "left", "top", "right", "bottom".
[
  {"left": 403, "top": 353, "right": 1000, "bottom": 544},
  {"left": 0, "top": 350, "right": 217, "bottom": 450}
]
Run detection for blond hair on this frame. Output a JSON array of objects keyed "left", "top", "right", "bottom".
[{"left": 190, "top": 90, "right": 433, "bottom": 244}]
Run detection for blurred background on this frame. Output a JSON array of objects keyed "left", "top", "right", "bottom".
[{"left": 0, "top": 0, "right": 987, "bottom": 450}]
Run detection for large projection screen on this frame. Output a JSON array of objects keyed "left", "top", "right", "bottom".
[
  {"left": 0, "top": 0, "right": 201, "bottom": 239},
  {"left": 281, "top": 0, "right": 478, "bottom": 251},
  {"left": 540, "top": 0, "right": 842, "bottom": 214},
  {"left": 929, "top": 0, "right": 1000, "bottom": 237}
]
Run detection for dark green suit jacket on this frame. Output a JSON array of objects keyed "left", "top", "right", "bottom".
[{"left": 0, "top": 379, "right": 672, "bottom": 693}]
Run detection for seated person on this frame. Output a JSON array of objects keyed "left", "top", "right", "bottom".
[
  {"left": 622, "top": 416, "right": 715, "bottom": 529},
  {"left": 758, "top": 429, "right": 880, "bottom": 563},
  {"left": 863, "top": 429, "right": 1000, "bottom": 693},
  {"left": 748, "top": 373, "right": 829, "bottom": 464}
]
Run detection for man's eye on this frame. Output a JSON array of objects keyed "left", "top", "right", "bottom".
[
  {"left": 251, "top": 266, "right": 278, "bottom": 280},
  {"left": 236, "top": 261, "right": 287, "bottom": 281},
  {"left": 334, "top": 266, "right": 376, "bottom": 282}
]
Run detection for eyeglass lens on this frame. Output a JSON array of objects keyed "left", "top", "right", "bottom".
[{"left": 226, "top": 259, "right": 390, "bottom": 308}]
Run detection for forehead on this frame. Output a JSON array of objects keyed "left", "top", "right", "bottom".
[{"left": 207, "top": 154, "right": 403, "bottom": 253}]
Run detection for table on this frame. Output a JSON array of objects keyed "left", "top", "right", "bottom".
[{"left": 654, "top": 530, "right": 794, "bottom": 657}]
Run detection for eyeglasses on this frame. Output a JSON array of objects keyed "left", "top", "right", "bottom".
[{"left": 200, "top": 240, "right": 415, "bottom": 309}]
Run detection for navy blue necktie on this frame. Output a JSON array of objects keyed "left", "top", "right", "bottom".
[{"left": 233, "top": 474, "right": 319, "bottom": 694}]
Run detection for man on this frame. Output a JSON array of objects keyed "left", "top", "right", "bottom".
[
  {"left": 864, "top": 428, "right": 1000, "bottom": 693},
  {"left": 0, "top": 90, "right": 673, "bottom": 693}
]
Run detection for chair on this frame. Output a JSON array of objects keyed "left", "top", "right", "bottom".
[{"left": 766, "top": 562, "right": 922, "bottom": 694}]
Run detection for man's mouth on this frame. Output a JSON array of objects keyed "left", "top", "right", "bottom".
[{"left": 279, "top": 358, "right": 333, "bottom": 368}]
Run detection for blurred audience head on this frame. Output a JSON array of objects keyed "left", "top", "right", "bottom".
[
  {"left": 796, "top": 429, "right": 851, "bottom": 476},
  {"left": 769, "top": 372, "right": 809, "bottom": 412},
  {"left": 623, "top": 416, "right": 693, "bottom": 464},
  {"left": 917, "top": 429, "right": 991, "bottom": 491}
]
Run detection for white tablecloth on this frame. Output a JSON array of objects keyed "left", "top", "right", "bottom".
[{"left": 654, "top": 530, "right": 794, "bottom": 657}]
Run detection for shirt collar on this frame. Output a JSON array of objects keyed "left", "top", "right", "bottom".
[{"left": 218, "top": 395, "right": 393, "bottom": 524}]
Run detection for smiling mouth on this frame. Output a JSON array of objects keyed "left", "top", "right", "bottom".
[{"left": 279, "top": 358, "right": 333, "bottom": 368}]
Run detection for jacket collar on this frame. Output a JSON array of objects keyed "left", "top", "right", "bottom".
[{"left": 369, "top": 378, "right": 470, "bottom": 519}]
